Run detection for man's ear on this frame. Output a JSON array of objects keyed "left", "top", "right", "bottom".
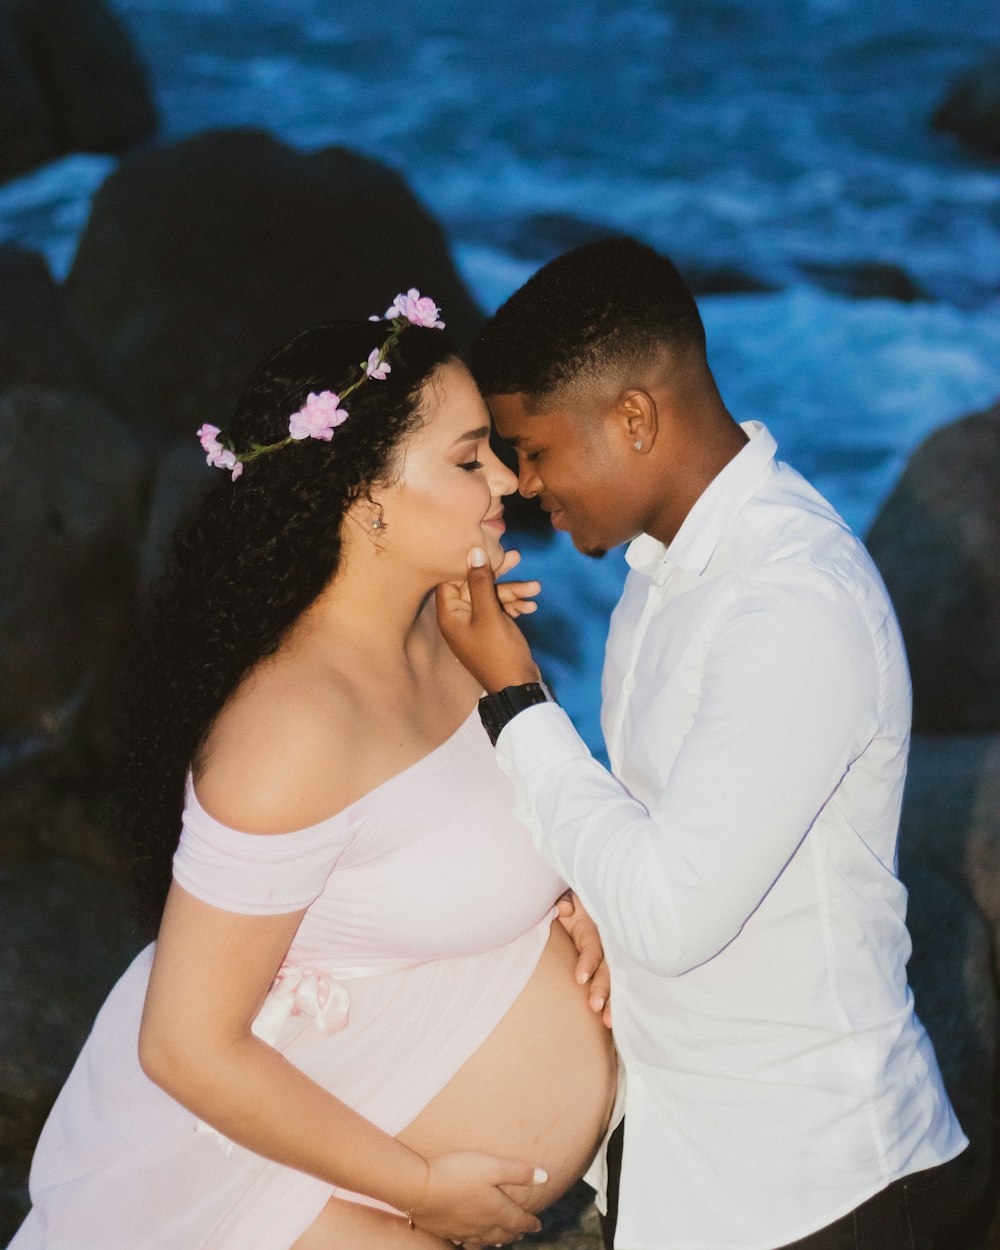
[{"left": 617, "top": 388, "right": 658, "bottom": 455}]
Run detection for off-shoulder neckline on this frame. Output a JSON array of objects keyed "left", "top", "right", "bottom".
[{"left": 185, "top": 705, "right": 482, "bottom": 839}]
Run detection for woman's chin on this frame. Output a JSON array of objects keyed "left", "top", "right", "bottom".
[
  {"left": 487, "top": 538, "right": 506, "bottom": 572},
  {"left": 438, "top": 535, "right": 504, "bottom": 582}
]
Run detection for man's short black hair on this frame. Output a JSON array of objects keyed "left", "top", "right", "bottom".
[{"left": 469, "top": 237, "right": 706, "bottom": 404}]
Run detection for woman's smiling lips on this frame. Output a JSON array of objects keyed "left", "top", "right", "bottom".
[{"left": 482, "top": 508, "right": 506, "bottom": 535}]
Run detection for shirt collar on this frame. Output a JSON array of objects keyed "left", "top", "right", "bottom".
[{"left": 625, "top": 421, "right": 777, "bottom": 582}]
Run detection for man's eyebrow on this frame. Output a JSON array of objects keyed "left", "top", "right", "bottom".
[{"left": 451, "top": 425, "right": 490, "bottom": 445}]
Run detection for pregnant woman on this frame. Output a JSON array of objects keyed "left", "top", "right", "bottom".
[{"left": 11, "top": 296, "right": 617, "bottom": 1250}]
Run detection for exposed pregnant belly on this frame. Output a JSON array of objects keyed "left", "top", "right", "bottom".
[{"left": 395, "top": 919, "right": 618, "bottom": 1213}]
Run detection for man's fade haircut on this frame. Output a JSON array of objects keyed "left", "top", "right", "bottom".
[{"left": 469, "top": 237, "right": 706, "bottom": 407}]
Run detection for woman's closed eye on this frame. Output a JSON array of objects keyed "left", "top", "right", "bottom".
[{"left": 458, "top": 458, "right": 484, "bottom": 472}]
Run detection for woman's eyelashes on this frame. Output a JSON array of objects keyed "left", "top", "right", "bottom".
[{"left": 458, "top": 455, "right": 484, "bottom": 471}]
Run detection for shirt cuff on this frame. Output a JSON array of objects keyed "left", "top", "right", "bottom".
[{"left": 494, "top": 700, "right": 594, "bottom": 782}]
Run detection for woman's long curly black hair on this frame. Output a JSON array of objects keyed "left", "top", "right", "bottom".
[{"left": 115, "top": 319, "right": 456, "bottom": 934}]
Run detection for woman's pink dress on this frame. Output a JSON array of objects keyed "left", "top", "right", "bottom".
[{"left": 11, "top": 710, "right": 565, "bottom": 1249}]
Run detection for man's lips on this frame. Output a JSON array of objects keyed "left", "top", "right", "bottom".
[{"left": 543, "top": 504, "right": 567, "bottom": 530}]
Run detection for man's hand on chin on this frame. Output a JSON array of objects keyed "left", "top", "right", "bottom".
[{"left": 435, "top": 547, "right": 541, "bottom": 693}]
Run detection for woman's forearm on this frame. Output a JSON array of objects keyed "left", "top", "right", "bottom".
[
  {"left": 140, "top": 1030, "right": 427, "bottom": 1212},
  {"left": 138, "top": 887, "right": 544, "bottom": 1243}
]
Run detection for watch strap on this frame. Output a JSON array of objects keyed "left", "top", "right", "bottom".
[{"left": 478, "top": 681, "right": 554, "bottom": 746}]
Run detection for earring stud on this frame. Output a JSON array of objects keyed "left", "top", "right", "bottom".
[
  {"left": 634, "top": 440, "right": 643, "bottom": 451},
  {"left": 371, "top": 517, "right": 383, "bottom": 529}
]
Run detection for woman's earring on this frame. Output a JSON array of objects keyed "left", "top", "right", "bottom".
[
  {"left": 634, "top": 440, "right": 643, "bottom": 451},
  {"left": 371, "top": 517, "right": 383, "bottom": 529}
]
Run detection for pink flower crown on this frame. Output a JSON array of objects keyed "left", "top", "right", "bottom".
[{"left": 196, "top": 290, "right": 446, "bottom": 481}]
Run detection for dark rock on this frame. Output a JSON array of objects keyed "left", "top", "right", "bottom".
[
  {"left": 933, "top": 53, "right": 1000, "bottom": 161},
  {"left": 899, "top": 731, "right": 1000, "bottom": 1243},
  {"left": 505, "top": 214, "right": 774, "bottom": 296},
  {"left": 0, "top": 246, "right": 111, "bottom": 401},
  {"left": 676, "top": 264, "right": 777, "bottom": 297},
  {"left": 0, "top": 0, "right": 156, "bottom": 183},
  {"left": 65, "top": 129, "right": 484, "bottom": 442},
  {"left": 510, "top": 212, "right": 621, "bottom": 261},
  {"left": 0, "top": 387, "right": 143, "bottom": 742},
  {"left": 0, "top": 857, "right": 141, "bottom": 1245},
  {"left": 866, "top": 403, "right": 1000, "bottom": 733},
  {"left": 528, "top": 1181, "right": 599, "bottom": 1244},
  {"left": 0, "top": 700, "right": 127, "bottom": 871},
  {"left": 496, "top": 497, "right": 549, "bottom": 536},
  {"left": 904, "top": 863, "right": 997, "bottom": 1235},
  {"left": 139, "top": 438, "right": 214, "bottom": 584},
  {"left": 901, "top": 733, "right": 1000, "bottom": 969},
  {"left": 796, "top": 259, "right": 930, "bottom": 303}
]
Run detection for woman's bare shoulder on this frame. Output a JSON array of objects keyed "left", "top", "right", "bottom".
[{"left": 194, "top": 661, "right": 369, "bottom": 835}]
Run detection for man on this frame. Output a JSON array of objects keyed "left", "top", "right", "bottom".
[{"left": 436, "top": 238, "right": 968, "bottom": 1249}]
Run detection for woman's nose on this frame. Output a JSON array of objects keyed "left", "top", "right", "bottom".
[{"left": 487, "top": 446, "right": 519, "bottom": 497}]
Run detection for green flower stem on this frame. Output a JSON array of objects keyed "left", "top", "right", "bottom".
[
  {"left": 221, "top": 314, "right": 411, "bottom": 469},
  {"left": 238, "top": 436, "right": 293, "bottom": 465}
]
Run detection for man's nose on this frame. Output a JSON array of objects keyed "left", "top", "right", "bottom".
[{"left": 518, "top": 462, "right": 542, "bottom": 499}]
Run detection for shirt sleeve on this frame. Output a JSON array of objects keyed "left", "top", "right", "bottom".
[
  {"left": 172, "top": 787, "right": 353, "bottom": 916},
  {"left": 495, "top": 568, "right": 882, "bottom": 977}
]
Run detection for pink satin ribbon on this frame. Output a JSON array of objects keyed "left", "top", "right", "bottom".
[
  {"left": 193, "top": 959, "right": 415, "bottom": 1152},
  {"left": 250, "top": 964, "right": 353, "bottom": 1045}
]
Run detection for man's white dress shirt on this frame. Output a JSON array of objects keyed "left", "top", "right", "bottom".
[{"left": 496, "top": 422, "right": 965, "bottom": 1249}]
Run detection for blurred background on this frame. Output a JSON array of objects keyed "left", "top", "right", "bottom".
[
  {"left": 3, "top": 0, "right": 999, "bottom": 741},
  {"left": 1, "top": 0, "right": 999, "bottom": 1244}
]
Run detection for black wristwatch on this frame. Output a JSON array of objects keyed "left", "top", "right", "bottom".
[{"left": 478, "top": 680, "right": 555, "bottom": 746}]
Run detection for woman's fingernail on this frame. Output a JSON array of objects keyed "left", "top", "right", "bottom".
[
  {"left": 469, "top": 547, "right": 487, "bottom": 567},
  {"left": 593, "top": 997, "right": 606, "bottom": 1010},
  {"left": 533, "top": 1167, "right": 548, "bottom": 1183}
]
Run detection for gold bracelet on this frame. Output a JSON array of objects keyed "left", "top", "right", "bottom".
[{"left": 405, "top": 1157, "right": 432, "bottom": 1231}]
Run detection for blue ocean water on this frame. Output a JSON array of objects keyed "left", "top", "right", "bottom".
[{"left": 1, "top": 0, "right": 998, "bottom": 748}]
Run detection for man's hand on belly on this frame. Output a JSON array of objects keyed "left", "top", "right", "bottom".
[{"left": 557, "top": 892, "right": 612, "bottom": 1028}]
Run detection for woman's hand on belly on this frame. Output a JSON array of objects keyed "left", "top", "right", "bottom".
[{"left": 412, "top": 1151, "right": 547, "bottom": 1244}]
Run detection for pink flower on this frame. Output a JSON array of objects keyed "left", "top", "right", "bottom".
[
  {"left": 288, "top": 390, "right": 349, "bottom": 441},
  {"left": 197, "top": 422, "right": 222, "bottom": 455},
  {"left": 364, "top": 348, "right": 391, "bottom": 380},
  {"left": 383, "top": 288, "right": 445, "bottom": 329},
  {"left": 197, "top": 422, "right": 242, "bottom": 478}
]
